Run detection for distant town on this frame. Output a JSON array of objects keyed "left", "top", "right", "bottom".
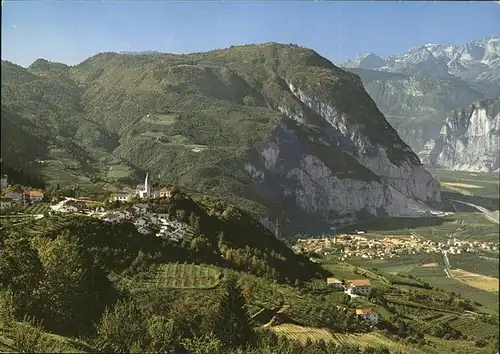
[{"left": 293, "top": 233, "right": 499, "bottom": 261}]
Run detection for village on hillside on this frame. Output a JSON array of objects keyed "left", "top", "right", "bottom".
[{"left": 0, "top": 173, "right": 192, "bottom": 244}]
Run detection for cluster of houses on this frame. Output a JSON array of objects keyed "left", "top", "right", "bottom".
[
  {"left": 294, "top": 233, "right": 499, "bottom": 261},
  {"left": 51, "top": 197, "right": 190, "bottom": 244},
  {"left": 1, "top": 183, "right": 45, "bottom": 210},
  {"left": 326, "top": 277, "right": 380, "bottom": 325}
]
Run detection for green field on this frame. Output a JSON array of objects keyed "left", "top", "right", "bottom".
[
  {"left": 0, "top": 215, "right": 38, "bottom": 228},
  {"left": 141, "top": 113, "right": 178, "bottom": 125},
  {"left": 337, "top": 212, "right": 498, "bottom": 243},
  {"left": 448, "top": 253, "right": 499, "bottom": 278},
  {"left": 448, "top": 315, "right": 499, "bottom": 339},
  {"left": 428, "top": 168, "right": 500, "bottom": 199},
  {"left": 409, "top": 266, "right": 499, "bottom": 314},
  {"left": 350, "top": 254, "right": 444, "bottom": 274},
  {"left": 105, "top": 163, "right": 134, "bottom": 180}
]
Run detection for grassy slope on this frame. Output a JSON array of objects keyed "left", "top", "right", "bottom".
[{"left": 1, "top": 205, "right": 496, "bottom": 353}]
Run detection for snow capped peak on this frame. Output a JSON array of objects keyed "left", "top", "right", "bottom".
[{"left": 343, "top": 35, "right": 500, "bottom": 84}]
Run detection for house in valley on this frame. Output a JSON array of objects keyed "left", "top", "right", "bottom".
[
  {"left": 29, "top": 190, "right": 45, "bottom": 203},
  {"left": 150, "top": 188, "right": 161, "bottom": 199},
  {"left": 346, "top": 279, "right": 372, "bottom": 296},
  {"left": 326, "top": 277, "right": 344, "bottom": 290},
  {"left": 0, "top": 197, "right": 13, "bottom": 209},
  {"left": 355, "top": 308, "right": 379, "bottom": 325},
  {"left": 137, "top": 226, "right": 152, "bottom": 235},
  {"left": 63, "top": 200, "right": 85, "bottom": 213},
  {"left": 134, "top": 217, "right": 149, "bottom": 227},
  {"left": 159, "top": 187, "right": 172, "bottom": 198},
  {"left": 113, "top": 193, "right": 135, "bottom": 202},
  {"left": 0, "top": 175, "right": 8, "bottom": 189},
  {"left": 5, "top": 187, "right": 26, "bottom": 204}
]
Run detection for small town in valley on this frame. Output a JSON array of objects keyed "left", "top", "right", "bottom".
[{"left": 293, "top": 233, "right": 500, "bottom": 261}]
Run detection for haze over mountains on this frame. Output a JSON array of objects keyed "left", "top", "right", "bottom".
[
  {"left": 1, "top": 43, "right": 441, "bottom": 235},
  {"left": 342, "top": 36, "right": 500, "bottom": 172}
]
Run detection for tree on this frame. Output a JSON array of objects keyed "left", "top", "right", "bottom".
[
  {"left": 0, "top": 232, "right": 43, "bottom": 317},
  {"left": 193, "top": 217, "right": 201, "bottom": 234},
  {"left": 181, "top": 332, "right": 222, "bottom": 354},
  {"left": 189, "top": 212, "right": 196, "bottom": 227},
  {"left": 33, "top": 233, "right": 115, "bottom": 335},
  {"left": 95, "top": 299, "right": 148, "bottom": 353},
  {"left": 217, "top": 231, "right": 226, "bottom": 250},
  {"left": 147, "top": 315, "right": 175, "bottom": 353},
  {"left": 212, "top": 274, "right": 254, "bottom": 349}
]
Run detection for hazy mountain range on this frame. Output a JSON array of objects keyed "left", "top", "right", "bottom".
[{"left": 342, "top": 36, "right": 500, "bottom": 171}]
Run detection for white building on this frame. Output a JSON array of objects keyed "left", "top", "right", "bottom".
[
  {"left": 347, "top": 279, "right": 372, "bottom": 296},
  {"left": 355, "top": 308, "right": 379, "bottom": 325},
  {"left": 132, "top": 203, "right": 149, "bottom": 215},
  {"left": 113, "top": 193, "right": 134, "bottom": 202},
  {"left": 1, "top": 175, "right": 8, "bottom": 189},
  {"left": 134, "top": 217, "right": 148, "bottom": 227},
  {"left": 0, "top": 197, "right": 13, "bottom": 209},
  {"left": 326, "top": 277, "right": 344, "bottom": 290},
  {"left": 137, "top": 173, "right": 151, "bottom": 198},
  {"left": 137, "top": 226, "right": 151, "bottom": 235}
]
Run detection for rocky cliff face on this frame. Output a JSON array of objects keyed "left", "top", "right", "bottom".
[
  {"left": 244, "top": 72, "right": 440, "bottom": 232},
  {"left": 343, "top": 67, "right": 500, "bottom": 153},
  {"left": 420, "top": 98, "right": 500, "bottom": 172},
  {"left": 342, "top": 36, "right": 500, "bottom": 170}
]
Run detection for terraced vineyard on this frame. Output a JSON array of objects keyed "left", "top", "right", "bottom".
[
  {"left": 20, "top": 203, "right": 51, "bottom": 214},
  {"left": 126, "top": 263, "right": 222, "bottom": 291},
  {"left": 270, "top": 324, "right": 428, "bottom": 354},
  {"left": 448, "top": 315, "right": 499, "bottom": 339},
  {"left": 0, "top": 215, "right": 37, "bottom": 228}
]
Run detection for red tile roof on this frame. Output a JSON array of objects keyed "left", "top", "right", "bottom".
[
  {"left": 347, "top": 279, "right": 371, "bottom": 287},
  {"left": 355, "top": 308, "right": 378, "bottom": 315},
  {"left": 29, "top": 190, "right": 44, "bottom": 198}
]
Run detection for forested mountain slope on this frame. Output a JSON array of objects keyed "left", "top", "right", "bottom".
[{"left": 1, "top": 43, "right": 440, "bottom": 233}]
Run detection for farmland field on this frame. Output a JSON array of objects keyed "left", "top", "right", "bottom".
[
  {"left": 427, "top": 168, "right": 500, "bottom": 199},
  {"left": 448, "top": 253, "right": 499, "bottom": 278},
  {"left": 409, "top": 266, "right": 499, "bottom": 313},
  {"left": 449, "top": 269, "right": 499, "bottom": 293},
  {"left": 350, "top": 254, "right": 444, "bottom": 274},
  {"left": 338, "top": 212, "right": 498, "bottom": 243},
  {"left": 448, "top": 315, "right": 500, "bottom": 340},
  {"left": 0, "top": 215, "right": 38, "bottom": 228}
]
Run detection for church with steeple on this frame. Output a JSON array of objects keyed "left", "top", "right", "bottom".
[
  {"left": 112, "top": 172, "right": 172, "bottom": 202},
  {"left": 136, "top": 173, "right": 151, "bottom": 198}
]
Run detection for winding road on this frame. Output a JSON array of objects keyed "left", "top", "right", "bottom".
[
  {"left": 451, "top": 199, "right": 499, "bottom": 224},
  {"left": 441, "top": 251, "right": 452, "bottom": 278}
]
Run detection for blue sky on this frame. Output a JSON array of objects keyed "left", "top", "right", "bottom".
[{"left": 2, "top": 1, "right": 499, "bottom": 67}]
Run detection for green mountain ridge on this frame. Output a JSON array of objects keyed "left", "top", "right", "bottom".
[{"left": 1, "top": 43, "right": 440, "bottom": 233}]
